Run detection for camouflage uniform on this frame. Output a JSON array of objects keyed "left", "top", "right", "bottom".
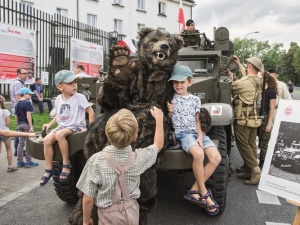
[
  {"left": 181, "top": 29, "right": 200, "bottom": 47},
  {"left": 258, "top": 113, "right": 270, "bottom": 161}
]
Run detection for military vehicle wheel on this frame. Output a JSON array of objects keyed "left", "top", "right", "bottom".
[
  {"left": 205, "top": 126, "right": 229, "bottom": 215},
  {"left": 293, "top": 159, "right": 300, "bottom": 173},
  {"left": 272, "top": 157, "right": 281, "bottom": 168},
  {"left": 53, "top": 150, "right": 87, "bottom": 204}
]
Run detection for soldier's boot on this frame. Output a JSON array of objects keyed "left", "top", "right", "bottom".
[
  {"left": 244, "top": 166, "right": 261, "bottom": 185},
  {"left": 237, "top": 171, "right": 252, "bottom": 180},
  {"left": 236, "top": 164, "right": 250, "bottom": 173}
]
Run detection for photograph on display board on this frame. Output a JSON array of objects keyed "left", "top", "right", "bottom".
[
  {"left": 259, "top": 100, "right": 300, "bottom": 204},
  {"left": 269, "top": 121, "right": 300, "bottom": 183}
]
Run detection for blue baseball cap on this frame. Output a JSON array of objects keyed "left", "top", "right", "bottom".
[
  {"left": 19, "top": 87, "right": 34, "bottom": 95},
  {"left": 55, "top": 70, "right": 79, "bottom": 86},
  {"left": 168, "top": 65, "right": 193, "bottom": 82}
]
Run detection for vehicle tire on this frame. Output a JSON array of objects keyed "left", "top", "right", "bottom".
[
  {"left": 53, "top": 150, "right": 87, "bottom": 204},
  {"left": 205, "top": 126, "right": 229, "bottom": 215},
  {"left": 272, "top": 157, "right": 281, "bottom": 168},
  {"left": 293, "top": 159, "right": 300, "bottom": 174}
]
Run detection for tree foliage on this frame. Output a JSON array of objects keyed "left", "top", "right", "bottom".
[
  {"left": 232, "top": 38, "right": 299, "bottom": 85},
  {"left": 278, "top": 42, "right": 299, "bottom": 84}
]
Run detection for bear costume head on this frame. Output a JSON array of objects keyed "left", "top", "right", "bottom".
[{"left": 137, "top": 27, "right": 183, "bottom": 72}]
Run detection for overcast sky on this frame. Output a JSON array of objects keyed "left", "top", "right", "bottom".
[{"left": 192, "top": 0, "right": 300, "bottom": 50}]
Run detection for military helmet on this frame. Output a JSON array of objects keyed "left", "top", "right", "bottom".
[{"left": 246, "top": 57, "right": 263, "bottom": 72}]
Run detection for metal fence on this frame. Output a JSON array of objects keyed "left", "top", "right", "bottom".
[{"left": 0, "top": 0, "right": 121, "bottom": 98}]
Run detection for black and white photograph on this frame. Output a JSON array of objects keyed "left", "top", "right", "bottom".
[
  {"left": 269, "top": 121, "right": 300, "bottom": 182},
  {"left": 259, "top": 100, "right": 300, "bottom": 204}
]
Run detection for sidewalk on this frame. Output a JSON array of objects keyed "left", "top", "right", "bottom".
[{"left": 0, "top": 139, "right": 45, "bottom": 207}]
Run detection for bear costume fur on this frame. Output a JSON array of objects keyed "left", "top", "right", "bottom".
[{"left": 69, "top": 27, "right": 183, "bottom": 225}]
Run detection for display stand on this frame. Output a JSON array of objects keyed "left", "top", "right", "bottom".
[{"left": 286, "top": 199, "right": 300, "bottom": 225}]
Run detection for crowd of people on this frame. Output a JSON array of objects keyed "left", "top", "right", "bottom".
[{"left": 0, "top": 25, "right": 297, "bottom": 224}]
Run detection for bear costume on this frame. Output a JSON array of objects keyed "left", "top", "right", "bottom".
[{"left": 69, "top": 27, "right": 183, "bottom": 224}]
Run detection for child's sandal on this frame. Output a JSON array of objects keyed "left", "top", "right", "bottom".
[
  {"left": 201, "top": 189, "right": 220, "bottom": 216},
  {"left": 7, "top": 167, "right": 18, "bottom": 172},
  {"left": 59, "top": 164, "right": 72, "bottom": 182},
  {"left": 40, "top": 169, "right": 54, "bottom": 186}
]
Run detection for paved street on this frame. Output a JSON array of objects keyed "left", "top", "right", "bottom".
[
  {"left": 0, "top": 139, "right": 45, "bottom": 207},
  {"left": 0, "top": 138, "right": 298, "bottom": 225},
  {"left": 0, "top": 93, "right": 299, "bottom": 224}
]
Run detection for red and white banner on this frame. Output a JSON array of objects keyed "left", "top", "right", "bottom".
[
  {"left": 178, "top": 0, "right": 185, "bottom": 31},
  {"left": 118, "top": 36, "right": 137, "bottom": 53},
  {"left": 0, "top": 22, "right": 36, "bottom": 84},
  {"left": 70, "top": 38, "right": 103, "bottom": 78}
]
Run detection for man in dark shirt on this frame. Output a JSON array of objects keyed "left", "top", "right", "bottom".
[
  {"left": 181, "top": 19, "right": 201, "bottom": 47},
  {"left": 30, "top": 78, "right": 53, "bottom": 114}
]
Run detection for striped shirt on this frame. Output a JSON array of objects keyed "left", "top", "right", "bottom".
[{"left": 76, "top": 144, "right": 158, "bottom": 208}]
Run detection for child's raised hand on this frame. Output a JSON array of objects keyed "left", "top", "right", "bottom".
[
  {"left": 150, "top": 106, "right": 163, "bottom": 120},
  {"left": 167, "top": 102, "right": 174, "bottom": 115},
  {"left": 42, "top": 123, "right": 51, "bottom": 132}
]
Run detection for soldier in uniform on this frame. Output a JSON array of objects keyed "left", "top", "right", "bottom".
[
  {"left": 181, "top": 19, "right": 201, "bottom": 47},
  {"left": 229, "top": 56, "right": 263, "bottom": 185}
]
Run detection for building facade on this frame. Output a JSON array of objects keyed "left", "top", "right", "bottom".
[{"left": 17, "top": 0, "right": 195, "bottom": 39}]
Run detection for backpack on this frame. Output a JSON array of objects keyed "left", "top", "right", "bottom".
[
  {"left": 98, "top": 151, "right": 139, "bottom": 225},
  {"left": 234, "top": 77, "right": 263, "bottom": 128}
]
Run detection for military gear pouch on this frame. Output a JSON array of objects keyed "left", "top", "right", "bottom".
[
  {"left": 234, "top": 77, "right": 262, "bottom": 128},
  {"left": 236, "top": 117, "right": 262, "bottom": 128}
]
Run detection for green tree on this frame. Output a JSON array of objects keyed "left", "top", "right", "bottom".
[
  {"left": 278, "top": 42, "right": 299, "bottom": 84},
  {"left": 234, "top": 38, "right": 260, "bottom": 65},
  {"left": 232, "top": 38, "right": 285, "bottom": 73},
  {"left": 261, "top": 43, "right": 285, "bottom": 71},
  {"left": 293, "top": 48, "right": 300, "bottom": 75}
]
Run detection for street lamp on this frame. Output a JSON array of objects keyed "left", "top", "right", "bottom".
[{"left": 242, "top": 31, "right": 259, "bottom": 65}]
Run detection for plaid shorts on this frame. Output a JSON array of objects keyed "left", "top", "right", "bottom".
[{"left": 51, "top": 126, "right": 82, "bottom": 134}]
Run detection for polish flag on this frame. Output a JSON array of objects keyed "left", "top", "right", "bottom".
[
  {"left": 178, "top": 0, "right": 185, "bottom": 31},
  {"left": 118, "top": 36, "right": 137, "bottom": 53}
]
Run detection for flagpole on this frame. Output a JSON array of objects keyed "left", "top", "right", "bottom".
[{"left": 178, "top": 0, "right": 185, "bottom": 32}]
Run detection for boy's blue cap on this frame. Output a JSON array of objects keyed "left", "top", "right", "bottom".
[
  {"left": 19, "top": 87, "right": 34, "bottom": 95},
  {"left": 55, "top": 70, "right": 79, "bottom": 86},
  {"left": 168, "top": 65, "right": 192, "bottom": 82}
]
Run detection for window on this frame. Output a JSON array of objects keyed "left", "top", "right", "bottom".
[
  {"left": 56, "top": 8, "right": 68, "bottom": 22},
  {"left": 159, "top": 2, "right": 166, "bottom": 15},
  {"left": 138, "top": 24, "right": 145, "bottom": 32},
  {"left": 113, "top": 0, "right": 122, "bottom": 4},
  {"left": 137, "top": 0, "right": 145, "bottom": 10},
  {"left": 114, "top": 19, "right": 122, "bottom": 34},
  {"left": 57, "top": 8, "right": 68, "bottom": 17},
  {"left": 20, "top": 1, "right": 33, "bottom": 18},
  {"left": 87, "top": 14, "right": 97, "bottom": 27}
]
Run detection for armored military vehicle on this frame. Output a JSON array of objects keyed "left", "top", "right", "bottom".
[{"left": 26, "top": 27, "right": 236, "bottom": 214}]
